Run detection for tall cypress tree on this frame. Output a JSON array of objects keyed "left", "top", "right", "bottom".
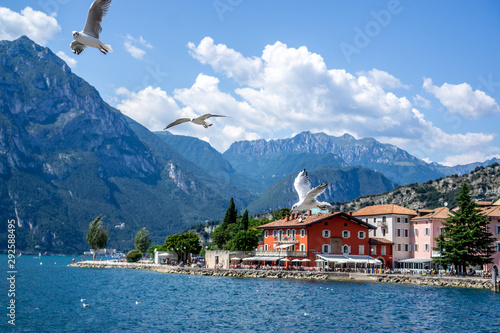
[
  {"left": 222, "top": 198, "right": 237, "bottom": 228},
  {"left": 435, "top": 183, "right": 495, "bottom": 273},
  {"left": 237, "top": 209, "right": 249, "bottom": 232},
  {"left": 213, "top": 198, "right": 237, "bottom": 248}
]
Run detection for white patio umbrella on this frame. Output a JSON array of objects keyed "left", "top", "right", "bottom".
[
  {"left": 231, "top": 257, "right": 241, "bottom": 260},
  {"left": 301, "top": 259, "right": 311, "bottom": 262}
]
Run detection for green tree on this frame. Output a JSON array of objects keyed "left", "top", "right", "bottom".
[
  {"left": 273, "top": 208, "right": 291, "bottom": 220},
  {"left": 134, "top": 227, "right": 152, "bottom": 254},
  {"left": 222, "top": 198, "right": 237, "bottom": 228},
  {"left": 212, "top": 198, "right": 238, "bottom": 248},
  {"left": 231, "top": 230, "right": 259, "bottom": 251},
  {"left": 164, "top": 232, "right": 202, "bottom": 262},
  {"left": 434, "top": 183, "right": 496, "bottom": 273},
  {"left": 236, "top": 209, "right": 249, "bottom": 232},
  {"left": 86, "top": 215, "right": 108, "bottom": 260},
  {"left": 126, "top": 249, "right": 143, "bottom": 262},
  {"left": 147, "top": 245, "right": 166, "bottom": 259}
]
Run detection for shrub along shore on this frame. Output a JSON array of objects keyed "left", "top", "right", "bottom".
[{"left": 69, "top": 261, "right": 495, "bottom": 290}]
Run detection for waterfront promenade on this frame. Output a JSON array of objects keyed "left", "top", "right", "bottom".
[{"left": 70, "top": 260, "right": 496, "bottom": 290}]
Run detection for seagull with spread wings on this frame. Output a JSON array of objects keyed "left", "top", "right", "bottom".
[
  {"left": 164, "top": 113, "right": 227, "bottom": 130},
  {"left": 291, "top": 169, "right": 332, "bottom": 213},
  {"left": 70, "top": 0, "right": 113, "bottom": 55}
]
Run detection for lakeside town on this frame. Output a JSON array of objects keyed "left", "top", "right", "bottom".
[{"left": 79, "top": 182, "right": 500, "bottom": 291}]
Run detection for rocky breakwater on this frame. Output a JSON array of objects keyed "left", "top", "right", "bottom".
[
  {"left": 70, "top": 261, "right": 350, "bottom": 281},
  {"left": 375, "top": 274, "right": 492, "bottom": 289}
]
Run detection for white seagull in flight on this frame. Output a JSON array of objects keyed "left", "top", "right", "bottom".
[
  {"left": 164, "top": 114, "right": 227, "bottom": 130},
  {"left": 291, "top": 169, "right": 332, "bottom": 213},
  {"left": 70, "top": 0, "right": 113, "bottom": 55}
]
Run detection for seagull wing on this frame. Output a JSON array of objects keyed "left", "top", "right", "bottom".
[
  {"left": 83, "top": 0, "right": 112, "bottom": 38},
  {"left": 304, "top": 182, "right": 328, "bottom": 203},
  {"left": 294, "top": 169, "right": 311, "bottom": 202},
  {"left": 164, "top": 118, "right": 191, "bottom": 129},
  {"left": 70, "top": 41, "right": 87, "bottom": 55},
  {"left": 197, "top": 113, "right": 227, "bottom": 121}
]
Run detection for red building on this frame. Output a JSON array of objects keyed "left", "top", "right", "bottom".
[{"left": 255, "top": 211, "right": 381, "bottom": 269}]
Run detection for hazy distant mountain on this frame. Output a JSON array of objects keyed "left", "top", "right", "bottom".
[
  {"left": 154, "top": 131, "right": 260, "bottom": 193},
  {"left": 430, "top": 158, "right": 500, "bottom": 177},
  {"left": 0, "top": 36, "right": 234, "bottom": 253},
  {"left": 247, "top": 167, "right": 398, "bottom": 213},
  {"left": 224, "top": 131, "right": 446, "bottom": 186}
]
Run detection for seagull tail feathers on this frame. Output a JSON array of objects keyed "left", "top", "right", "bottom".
[{"left": 101, "top": 43, "right": 113, "bottom": 53}]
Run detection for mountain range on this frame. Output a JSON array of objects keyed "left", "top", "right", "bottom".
[{"left": 1, "top": 36, "right": 497, "bottom": 254}]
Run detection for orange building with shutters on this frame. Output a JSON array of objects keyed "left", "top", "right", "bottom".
[{"left": 255, "top": 211, "right": 380, "bottom": 269}]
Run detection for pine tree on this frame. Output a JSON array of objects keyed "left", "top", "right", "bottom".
[{"left": 435, "top": 183, "right": 495, "bottom": 273}]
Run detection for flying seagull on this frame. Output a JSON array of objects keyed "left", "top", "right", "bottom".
[
  {"left": 164, "top": 113, "right": 227, "bottom": 130},
  {"left": 291, "top": 169, "right": 332, "bottom": 213},
  {"left": 70, "top": 0, "right": 113, "bottom": 55}
]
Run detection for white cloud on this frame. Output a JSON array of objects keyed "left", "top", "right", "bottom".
[
  {"left": 114, "top": 78, "right": 260, "bottom": 152},
  {"left": 56, "top": 51, "right": 77, "bottom": 68},
  {"left": 188, "top": 37, "right": 263, "bottom": 85},
  {"left": 185, "top": 38, "right": 499, "bottom": 160},
  {"left": 0, "top": 6, "right": 60, "bottom": 45},
  {"left": 440, "top": 153, "right": 500, "bottom": 167},
  {"left": 357, "top": 69, "right": 410, "bottom": 89},
  {"left": 117, "top": 37, "right": 499, "bottom": 163},
  {"left": 423, "top": 77, "right": 500, "bottom": 119},
  {"left": 124, "top": 34, "right": 153, "bottom": 59},
  {"left": 115, "top": 86, "right": 180, "bottom": 131},
  {"left": 413, "top": 94, "right": 431, "bottom": 109}
]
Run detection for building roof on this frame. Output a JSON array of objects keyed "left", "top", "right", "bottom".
[
  {"left": 369, "top": 238, "right": 394, "bottom": 245},
  {"left": 412, "top": 207, "right": 453, "bottom": 221},
  {"left": 257, "top": 211, "right": 376, "bottom": 230},
  {"left": 352, "top": 204, "right": 417, "bottom": 217},
  {"left": 476, "top": 200, "right": 493, "bottom": 207},
  {"left": 480, "top": 205, "right": 500, "bottom": 218}
]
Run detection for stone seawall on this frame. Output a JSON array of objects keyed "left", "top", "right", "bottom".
[
  {"left": 70, "top": 261, "right": 494, "bottom": 289},
  {"left": 375, "top": 274, "right": 493, "bottom": 289}
]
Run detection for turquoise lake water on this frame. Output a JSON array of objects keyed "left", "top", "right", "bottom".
[{"left": 1, "top": 254, "right": 499, "bottom": 332}]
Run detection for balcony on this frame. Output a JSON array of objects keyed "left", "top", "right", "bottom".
[
  {"left": 254, "top": 250, "right": 308, "bottom": 257},
  {"left": 377, "top": 221, "right": 387, "bottom": 228},
  {"left": 273, "top": 236, "right": 299, "bottom": 244}
]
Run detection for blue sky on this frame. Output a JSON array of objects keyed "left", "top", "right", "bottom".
[{"left": 1, "top": 0, "right": 500, "bottom": 166}]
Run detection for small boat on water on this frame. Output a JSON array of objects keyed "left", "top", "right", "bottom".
[{"left": 16, "top": 251, "right": 21, "bottom": 259}]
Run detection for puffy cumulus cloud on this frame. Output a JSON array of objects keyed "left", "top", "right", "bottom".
[
  {"left": 114, "top": 76, "right": 261, "bottom": 152},
  {"left": 172, "top": 74, "right": 261, "bottom": 151},
  {"left": 0, "top": 6, "right": 60, "bottom": 45},
  {"left": 185, "top": 38, "right": 500, "bottom": 162},
  {"left": 56, "top": 51, "right": 77, "bottom": 68},
  {"left": 124, "top": 34, "right": 153, "bottom": 59},
  {"left": 357, "top": 69, "right": 410, "bottom": 89},
  {"left": 115, "top": 86, "right": 180, "bottom": 131},
  {"left": 188, "top": 37, "right": 263, "bottom": 85},
  {"left": 423, "top": 77, "right": 500, "bottom": 119}
]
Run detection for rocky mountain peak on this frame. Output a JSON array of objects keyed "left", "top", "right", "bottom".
[{"left": 0, "top": 36, "right": 161, "bottom": 179}]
